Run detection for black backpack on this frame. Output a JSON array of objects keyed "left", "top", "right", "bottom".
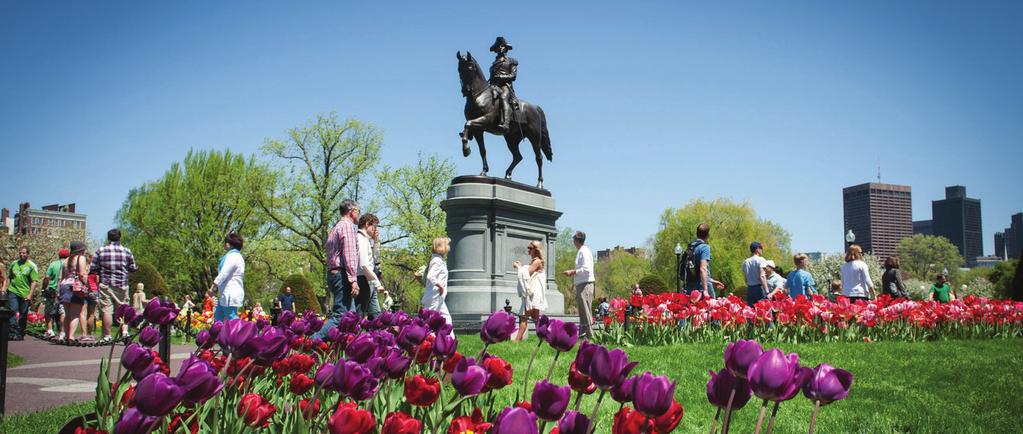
[{"left": 678, "top": 239, "right": 706, "bottom": 288}]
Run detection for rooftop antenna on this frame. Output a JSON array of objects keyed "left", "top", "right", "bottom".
[{"left": 877, "top": 157, "right": 881, "bottom": 183}]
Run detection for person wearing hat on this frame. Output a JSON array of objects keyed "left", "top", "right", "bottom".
[
  {"left": 40, "top": 248, "right": 70, "bottom": 339},
  {"left": 379, "top": 288, "right": 394, "bottom": 313},
  {"left": 60, "top": 241, "right": 92, "bottom": 344},
  {"left": 763, "top": 260, "right": 787, "bottom": 298},
  {"left": 741, "top": 241, "right": 770, "bottom": 306},
  {"left": 488, "top": 36, "right": 519, "bottom": 132}
]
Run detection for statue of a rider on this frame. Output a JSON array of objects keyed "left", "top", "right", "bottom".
[{"left": 489, "top": 36, "right": 518, "bottom": 133}]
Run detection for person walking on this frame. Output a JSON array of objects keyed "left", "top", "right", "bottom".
[
  {"left": 682, "top": 224, "right": 724, "bottom": 298},
  {"left": 59, "top": 242, "right": 92, "bottom": 344},
  {"left": 421, "top": 237, "right": 451, "bottom": 324},
  {"left": 317, "top": 199, "right": 360, "bottom": 338},
  {"left": 562, "top": 231, "right": 595, "bottom": 339},
  {"left": 132, "top": 283, "right": 148, "bottom": 312},
  {"left": 513, "top": 240, "right": 548, "bottom": 342},
  {"left": 40, "top": 248, "right": 69, "bottom": 339},
  {"left": 91, "top": 229, "right": 138, "bottom": 343},
  {"left": 210, "top": 232, "right": 245, "bottom": 321},
  {"left": 929, "top": 274, "right": 956, "bottom": 304},
  {"left": 881, "top": 256, "right": 909, "bottom": 299},
  {"left": 742, "top": 242, "right": 770, "bottom": 306},
  {"left": 276, "top": 286, "right": 295, "bottom": 312},
  {"left": 784, "top": 253, "right": 817, "bottom": 299},
  {"left": 839, "top": 244, "right": 875, "bottom": 302},
  {"left": 3, "top": 246, "right": 39, "bottom": 340},
  {"left": 356, "top": 213, "right": 385, "bottom": 318}
]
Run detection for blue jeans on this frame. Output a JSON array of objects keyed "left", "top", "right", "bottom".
[
  {"left": 8, "top": 294, "right": 28, "bottom": 338},
  {"left": 214, "top": 306, "right": 239, "bottom": 322},
  {"left": 746, "top": 284, "right": 765, "bottom": 306},
  {"left": 314, "top": 271, "right": 355, "bottom": 339}
]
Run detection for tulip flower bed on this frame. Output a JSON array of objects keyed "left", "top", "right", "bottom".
[{"left": 597, "top": 293, "right": 1023, "bottom": 346}]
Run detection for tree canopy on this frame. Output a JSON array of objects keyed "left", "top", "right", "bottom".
[
  {"left": 896, "top": 234, "right": 964, "bottom": 281},
  {"left": 595, "top": 250, "right": 652, "bottom": 299}
]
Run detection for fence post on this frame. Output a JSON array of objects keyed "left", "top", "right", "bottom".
[
  {"left": 0, "top": 292, "right": 12, "bottom": 415},
  {"left": 158, "top": 297, "right": 171, "bottom": 364},
  {"left": 184, "top": 307, "right": 191, "bottom": 342}
]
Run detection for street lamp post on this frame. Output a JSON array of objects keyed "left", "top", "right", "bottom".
[
  {"left": 845, "top": 230, "right": 856, "bottom": 249},
  {"left": 674, "top": 242, "right": 684, "bottom": 293},
  {"left": 0, "top": 291, "right": 11, "bottom": 414}
]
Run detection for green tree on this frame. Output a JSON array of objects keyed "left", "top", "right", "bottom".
[
  {"left": 554, "top": 227, "right": 578, "bottom": 313},
  {"left": 650, "top": 199, "right": 791, "bottom": 296},
  {"left": 595, "top": 250, "right": 652, "bottom": 299},
  {"left": 281, "top": 274, "right": 319, "bottom": 314},
  {"left": 0, "top": 228, "right": 87, "bottom": 270},
  {"left": 895, "top": 234, "right": 964, "bottom": 282},
  {"left": 117, "top": 149, "right": 275, "bottom": 298},
  {"left": 128, "top": 262, "right": 171, "bottom": 299},
  {"left": 807, "top": 253, "right": 883, "bottom": 296}
]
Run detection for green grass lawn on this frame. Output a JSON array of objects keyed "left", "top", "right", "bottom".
[
  {"left": 0, "top": 401, "right": 93, "bottom": 434},
  {"left": 457, "top": 337, "right": 1023, "bottom": 434},
  {"left": 7, "top": 353, "right": 24, "bottom": 368}
]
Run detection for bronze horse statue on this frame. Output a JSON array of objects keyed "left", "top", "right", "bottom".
[{"left": 457, "top": 51, "right": 553, "bottom": 188}]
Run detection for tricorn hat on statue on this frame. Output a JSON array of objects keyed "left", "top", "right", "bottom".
[{"left": 489, "top": 36, "right": 512, "bottom": 52}]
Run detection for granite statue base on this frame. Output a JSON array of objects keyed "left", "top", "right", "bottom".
[{"left": 441, "top": 176, "right": 564, "bottom": 324}]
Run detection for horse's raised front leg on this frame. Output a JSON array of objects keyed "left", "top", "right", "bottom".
[
  {"left": 474, "top": 131, "right": 488, "bottom": 176},
  {"left": 505, "top": 136, "right": 523, "bottom": 180}
]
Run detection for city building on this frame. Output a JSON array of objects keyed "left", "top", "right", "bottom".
[
  {"left": 974, "top": 256, "right": 1002, "bottom": 268},
  {"left": 596, "top": 245, "right": 647, "bottom": 262},
  {"left": 842, "top": 182, "right": 913, "bottom": 261},
  {"left": 999, "top": 212, "right": 1023, "bottom": 260},
  {"left": 994, "top": 232, "right": 1006, "bottom": 260},
  {"left": 805, "top": 251, "right": 831, "bottom": 261},
  {"left": 5, "top": 203, "right": 87, "bottom": 237},
  {"left": 913, "top": 220, "right": 933, "bottom": 236},
  {"left": 931, "top": 186, "right": 983, "bottom": 267}
]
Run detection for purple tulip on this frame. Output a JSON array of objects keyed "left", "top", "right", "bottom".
[
  {"left": 364, "top": 355, "right": 385, "bottom": 379},
  {"left": 589, "top": 346, "right": 638, "bottom": 390},
  {"left": 114, "top": 407, "right": 159, "bottom": 434},
  {"left": 748, "top": 349, "right": 811, "bottom": 402},
  {"left": 574, "top": 340, "right": 598, "bottom": 376},
  {"left": 315, "top": 362, "right": 336, "bottom": 389},
  {"left": 133, "top": 372, "right": 184, "bottom": 417},
  {"left": 801, "top": 364, "right": 853, "bottom": 405},
  {"left": 337, "top": 311, "right": 362, "bottom": 333},
  {"left": 251, "top": 326, "right": 289, "bottom": 364},
  {"left": 114, "top": 305, "right": 138, "bottom": 328},
  {"left": 208, "top": 321, "right": 223, "bottom": 339},
  {"left": 397, "top": 320, "right": 429, "bottom": 349},
  {"left": 382, "top": 347, "right": 412, "bottom": 379},
  {"left": 218, "top": 318, "right": 257, "bottom": 358},
  {"left": 536, "top": 315, "right": 551, "bottom": 340},
  {"left": 195, "top": 330, "right": 213, "bottom": 349},
  {"left": 480, "top": 310, "right": 516, "bottom": 344},
  {"left": 557, "top": 411, "right": 592, "bottom": 434},
  {"left": 277, "top": 310, "right": 296, "bottom": 327},
  {"left": 610, "top": 375, "right": 637, "bottom": 403},
  {"left": 305, "top": 312, "right": 324, "bottom": 335},
  {"left": 290, "top": 319, "right": 309, "bottom": 336},
  {"left": 434, "top": 328, "right": 458, "bottom": 358},
  {"left": 346, "top": 333, "right": 378, "bottom": 363},
  {"left": 373, "top": 311, "right": 395, "bottom": 329},
  {"left": 451, "top": 357, "right": 489, "bottom": 397},
  {"left": 324, "top": 326, "right": 342, "bottom": 343},
  {"left": 493, "top": 406, "right": 539, "bottom": 434},
  {"left": 419, "top": 308, "right": 448, "bottom": 332},
  {"left": 120, "top": 343, "right": 154, "bottom": 373},
  {"left": 142, "top": 299, "right": 178, "bottom": 326},
  {"left": 725, "top": 340, "right": 764, "bottom": 380},
  {"left": 175, "top": 355, "right": 222, "bottom": 405},
  {"left": 138, "top": 326, "right": 161, "bottom": 348},
  {"left": 531, "top": 380, "right": 571, "bottom": 422},
  {"left": 331, "top": 359, "right": 379, "bottom": 401},
  {"left": 707, "top": 368, "right": 752, "bottom": 409},
  {"left": 544, "top": 319, "right": 579, "bottom": 352},
  {"left": 255, "top": 317, "right": 269, "bottom": 330},
  {"left": 632, "top": 371, "right": 676, "bottom": 417}
]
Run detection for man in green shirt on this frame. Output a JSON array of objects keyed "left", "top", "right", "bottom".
[
  {"left": 40, "top": 249, "right": 68, "bottom": 339},
  {"left": 929, "top": 275, "right": 955, "bottom": 304},
  {"left": 3, "top": 247, "right": 39, "bottom": 340}
]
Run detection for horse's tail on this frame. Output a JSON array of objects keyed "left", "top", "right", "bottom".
[{"left": 538, "top": 106, "right": 553, "bottom": 161}]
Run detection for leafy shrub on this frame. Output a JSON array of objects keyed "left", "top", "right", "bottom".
[
  {"left": 637, "top": 274, "right": 668, "bottom": 294},
  {"left": 128, "top": 261, "right": 172, "bottom": 300},
  {"left": 904, "top": 279, "right": 931, "bottom": 300},
  {"left": 282, "top": 273, "right": 319, "bottom": 314},
  {"left": 958, "top": 277, "right": 995, "bottom": 299}
]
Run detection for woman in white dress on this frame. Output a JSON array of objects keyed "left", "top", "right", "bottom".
[
  {"left": 513, "top": 240, "right": 548, "bottom": 342},
  {"left": 421, "top": 237, "right": 452, "bottom": 325}
]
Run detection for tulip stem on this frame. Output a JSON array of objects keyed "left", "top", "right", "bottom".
[
  {"left": 539, "top": 420, "right": 549, "bottom": 433},
  {"left": 765, "top": 401, "right": 780, "bottom": 434},
  {"left": 807, "top": 400, "right": 821, "bottom": 434},
  {"left": 573, "top": 391, "right": 583, "bottom": 412},
  {"left": 477, "top": 342, "right": 490, "bottom": 361},
  {"left": 522, "top": 339, "right": 544, "bottom": 399},
  {"left": 710, "top": 407, "right": 720, "bottom": 434},
  {"left": 754, "top": 399, "right": 768, "bottom": 434},
  {"left": 546, "top": 351, "right": 562, "bottom": 382},
  {"left": 587, "top": 389, "right": 606, "bottom": 434},
  {"left": 721, "top": 386, "right": 737, "bottom": 434}
]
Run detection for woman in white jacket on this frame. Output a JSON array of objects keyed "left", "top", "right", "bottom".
[
  {"left": 513, "top": 240, "right": 548, "bottom": 342},
  {"left": 421, "top": 237, "right": 451, "bottom": 325},
  {"left": 210, "top": 233, "right": 245, "bottom": 321}
]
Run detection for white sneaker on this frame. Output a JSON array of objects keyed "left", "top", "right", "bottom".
[
  {"left": 57, "top": 332, "right": 66, "bottom": 341},
  {"left": 43, "top": 330, "right": 55, "bottom": 338}
]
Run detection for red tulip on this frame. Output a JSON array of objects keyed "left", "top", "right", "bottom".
[
  {"left": 288, "top": 353, "right": 316, "bottom": 374},
  {"left": 237, "top": 393, "right": 275, "bottom": 428},
  {"left": 443, "top": 352, "right": 463, "bottom": 374},
  {"left": 328, "top": 402, "right": 375, "bottom": 434},
  {"left": 405, "top": 375, "right": 441, "bottom": 407},
  {"left": 651, "top": 399, "right": 684, "bottom": 433},
  {"left": 382, "top": 411, "right": 423, "bottom": 434},
  {"left": 612, "top": 406, "right": 650, "bottom": 434},
  {"left": 482, "top": 356, "right": 514, "bottom": 391},
  {"left": 299, "top": 398, "right": 321, "bottom": 419},
  {"left": 168, "top": 412, "right": 198, "bottom": 434},
  {"left": 567, "top": 362, "right": 596, "bottom": 394},
  {"left": 290, "top": 373, "right": 315, "bottom": 395},
  {"left": 448, "top": 408, "right": 493, "bottom": 434}
]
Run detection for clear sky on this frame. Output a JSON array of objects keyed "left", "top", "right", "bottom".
[{"left": 1, "top": 1, "right": 1020, "bottom": 256}]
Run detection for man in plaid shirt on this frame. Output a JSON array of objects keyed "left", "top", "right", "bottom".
[
  {"left": 314, "top": 199, "right": 360, "bottom": 339},
  {"left": 91, "top": 228, "right": 138, "bottom": 343}
]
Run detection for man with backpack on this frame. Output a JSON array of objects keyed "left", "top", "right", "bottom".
[{"left": 679, "top": 224, "right": 724, "bottom": 298}]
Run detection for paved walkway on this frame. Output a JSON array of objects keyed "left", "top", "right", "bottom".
[{"left": 5, "top": 337, "right": 195, "bottom": 414}]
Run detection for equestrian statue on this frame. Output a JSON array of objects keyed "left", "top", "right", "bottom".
[{"left": 457, "top": 37, "right": 553, "bottom": 189}]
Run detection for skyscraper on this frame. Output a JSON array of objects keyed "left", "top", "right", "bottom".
[
  {"left": 1002, "top": 213, "right": 1023, "bottom": 260},
  {"left": 931, "top": 186, "right": 983, "bottom": 266},
  {"left": 842, "top": 182, "right": 912, "bottom": 261},
  {"left": 995, "top": 232, "right": 1006, "bottom": 260}
]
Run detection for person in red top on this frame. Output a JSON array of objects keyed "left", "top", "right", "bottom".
[{"left": 315, "top": 199, "right": 360, "bottom": 338}]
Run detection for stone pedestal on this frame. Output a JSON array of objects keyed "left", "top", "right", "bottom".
[{"left": 441, "top": 176, "right": 564, "bottom": 321}]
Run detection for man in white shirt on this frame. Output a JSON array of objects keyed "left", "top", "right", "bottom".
[
  {"left": 562, "top": 231, "right": 595, "bottom": 338},
  {"left": 741, "top": 241, "right": 770, "bottom": 306},
  {"left": 356, "top": 213, "right": 385, "bottom": 318}
]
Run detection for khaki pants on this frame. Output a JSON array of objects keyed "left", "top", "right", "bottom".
[
  {"left": 97, "top": 283, "right": 129, "bottom": 315},
  {"left": 575, "top": 282, "right": 594, "bottom": 338}
]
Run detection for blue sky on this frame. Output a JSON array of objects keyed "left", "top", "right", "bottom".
[{"left": 1, "top": 1, "right": 1020, "bottom": 256}]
